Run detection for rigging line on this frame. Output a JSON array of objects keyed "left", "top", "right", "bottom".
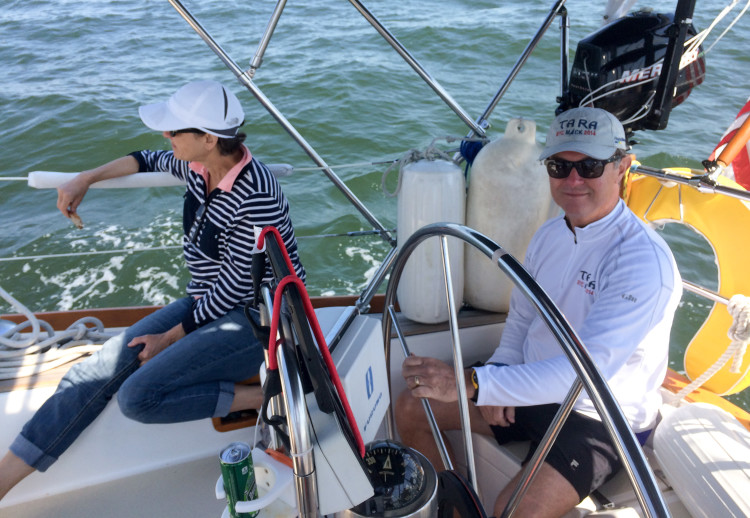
[
  {"left": 0, "top": 230, "right": 396, "bottom": 263},
  {"left": 0, "top": 246, "right": 182, "bottom": 263},
  {"left": 292, "top": 159, "right": 397, "bottom": 172},
  {"left": 705, "top": 0, "right": 750, "bottom": 54}
]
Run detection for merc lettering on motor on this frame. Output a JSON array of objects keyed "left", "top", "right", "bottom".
[
  {"left": 618, "top": 49, "right": 700, "bottom": 85},
  {"left": 619, "top": 60, "right": 663, "bottom": 84}
]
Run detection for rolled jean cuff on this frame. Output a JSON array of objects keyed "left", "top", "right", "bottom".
[
  {"left": 214, "top": 380, "right": 236, "bottom": 417},
  {"left": 10, "top": 433, "right": 57, "bottom": 472}
]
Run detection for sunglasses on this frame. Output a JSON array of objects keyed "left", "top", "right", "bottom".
[
  {"left": 543, "top": 155, "right": 620, "bottom": 179},
  {"left": 168, "top": 128, "right": 205, "bottom": 137}
]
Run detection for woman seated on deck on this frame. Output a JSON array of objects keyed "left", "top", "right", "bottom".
[
  {"left": 396, "top": 107, "right": 682, "bottom": 518},
  {"left": 0, "top": 79, "right": 305, "bottom": 500}
]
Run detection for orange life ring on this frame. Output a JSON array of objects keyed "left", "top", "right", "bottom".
[{"left": 625, "top": 169, "right": 750, "bottom": 395}]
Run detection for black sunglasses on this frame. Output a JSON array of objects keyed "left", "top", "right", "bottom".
[
  {"left": 169, "top": 128, "right": 205, "bottom": 137},
  {"left": 543, "top": 155, "right": 620, "bottom": 179}
]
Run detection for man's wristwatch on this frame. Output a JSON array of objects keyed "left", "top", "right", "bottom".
[{"left": 469, "top": 368, "right": 479, "bottom": 403}]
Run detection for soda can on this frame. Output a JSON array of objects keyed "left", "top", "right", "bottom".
[{"left": 220, "top": 441, "right": 259, "bottom": 518}]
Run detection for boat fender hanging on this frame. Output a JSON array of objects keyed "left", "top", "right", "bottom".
[
  {"left": 397, "top": 157, "right": 465, "bottom": 324},
  {"left": 464, "top": 118, "right": 556, "bottom": 313}
]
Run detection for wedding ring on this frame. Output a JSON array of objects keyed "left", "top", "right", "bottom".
[{"left": 414, "top": 375, "right": 420, "bottom": 387}]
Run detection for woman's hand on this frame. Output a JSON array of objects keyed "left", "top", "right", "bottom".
[
  {"left": 57, "top": 173, "right": 91, "bottom": 220},
  {"left": 128, "top": 324, "right": 186, "bottom": 366}
]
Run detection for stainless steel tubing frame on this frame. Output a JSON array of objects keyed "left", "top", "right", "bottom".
[
  {"left": 452, "top": 0, "right": 568, "bottom": 162},
  {"left": 502, "top": 381, "right": 583, "bottom": 517},
  {"left": 346, "top": 0, "right": 486, "bottom": 138},
  {"left": 277, "top": 341, "right": 319, "bottom": 517},
  {"left": 475, "top": 0, "right": 568, "bottom": 133},
  {"left": 356, "top": 246, "right": 400, "bottom": 314},
  {"left": 247, "top": 0, "right": 288, "bottom": 77},
  {"left": 631, "top": 164, "right": 750, "bottom": 203},
  {"left": 382, "top": 222, "right": 670, "bottom": 518},
  {"left": 166, "top": 0, "right": 396, "bottom": 248},
  {"left": 387, "top": 305, "right": 455, "bottom": 473},
  {"left": 439, "top": 236, "right": 478, "bottom": 492},
  {"left": 558, "top": 4, "right": 570, "bottom": 101}
]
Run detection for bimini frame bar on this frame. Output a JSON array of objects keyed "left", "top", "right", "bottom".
[
  {"left": 451, "top": 0, "right": 568, "bottom": 161},
  {"left": 382, "top": 223, "right": 670, "bottom": 518},
  {"left": 346, "top": 0, "right": 486, "bottom": 138},
  {"left": 166, "top": 0, "right": 396, "bottom": 249},
  {"left": 247, "top": 0, "right": 288, "bottom": 77},
  {"left": 478, "top": 0, "right": 568, "bottom": 133},
  {"left": 631, "top": 164, "right": 750, "bottom": 203}
]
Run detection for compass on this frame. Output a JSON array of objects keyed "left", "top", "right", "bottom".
[{"left": 344, "top": 440, "right": 437, "bottom": 517}]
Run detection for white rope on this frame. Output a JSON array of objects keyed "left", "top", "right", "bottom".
[
  {"left": 727, "top": 294, "right": 750, "bottom": 371},
  {"left": 381, "top": 149, "right": 427, "bottom": 198},
  {"left": 380, "top": 136, "right": 468, "bottom": 198},
  {"left": 0, "top": 288, "right": 117, "bottom": 381},
  {"left": 1, "top": 286, "right": 41, "bottom": 347},
  {"left": 669, "top": 294, "right": 750, "bottom": 402}
]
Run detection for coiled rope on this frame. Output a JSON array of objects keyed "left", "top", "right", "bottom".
[
  {"left": 670, "top": 293, "right": 750, "bottom": 402},
  {"left": 0, "top": 286, "right": 116, "bottom": 381}
]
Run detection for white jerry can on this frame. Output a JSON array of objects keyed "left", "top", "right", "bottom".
[
  {"left": 464, "top": 118, "right": 556, "bottom": 313},
  {"left": 397, "top": 159, "right": 465, "bottom": 324}
]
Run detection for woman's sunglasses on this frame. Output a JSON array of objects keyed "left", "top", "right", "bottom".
[
  {"left": 543, "top": 155, "right": 620, "bottom": 179},
  {"left": 169, "top": 128, "right": 205, "bottom": 137}
]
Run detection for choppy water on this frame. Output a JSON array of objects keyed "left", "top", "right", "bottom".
[{"left": 1, "top": 0, "right": 749, "bottom": 405}]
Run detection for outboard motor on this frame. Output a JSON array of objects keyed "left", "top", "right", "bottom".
[{"left": 561, "top": 10, "right": 706, "bottom": 133}]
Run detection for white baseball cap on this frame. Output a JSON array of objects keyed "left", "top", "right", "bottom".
[
  {"left": 539, "top": 107, "right": 627, "bottom": 160},
  {"left": 138, "top": 80, "right": 245, "bottom": 138}
]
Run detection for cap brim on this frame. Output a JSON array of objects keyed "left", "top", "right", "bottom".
[
  {"left": 539, "top": 141, "right": 617, "bottom": 161},
  {"left": 138, "top": 102, "right": 191, "bottom": 132}
]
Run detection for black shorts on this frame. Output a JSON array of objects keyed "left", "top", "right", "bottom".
[{"left": 489, "top": 404, "right": 621, "bottom": 501}]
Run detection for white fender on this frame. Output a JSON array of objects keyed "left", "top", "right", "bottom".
[
  {"left": 397, "top": 159, "right": 465, "bottom": 324},
  {"left": 464, "top": 119, "right": 556, "bottom": 313},
  {"left": 653, "top": 403, "right": 750, "bottom": 518}
]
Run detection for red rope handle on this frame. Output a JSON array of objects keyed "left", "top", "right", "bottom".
[{"left": 262, "top": 228, "right": 365, "bottom": 458}]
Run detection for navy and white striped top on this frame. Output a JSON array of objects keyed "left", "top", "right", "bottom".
[{"left": 131, "top": 147, "right": 305, "bottom": 333}]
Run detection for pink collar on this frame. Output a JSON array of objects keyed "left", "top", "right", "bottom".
[{"left": 189, "top": 146, "right": 253, "bottom": 193}]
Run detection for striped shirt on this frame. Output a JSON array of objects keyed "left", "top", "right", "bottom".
[{"left": 131, "top": 147, "right": 305, "bottom": 333}]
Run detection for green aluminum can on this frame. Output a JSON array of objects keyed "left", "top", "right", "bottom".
[{"left": 220, "top": 441, "right": 259, "bottom": 518}]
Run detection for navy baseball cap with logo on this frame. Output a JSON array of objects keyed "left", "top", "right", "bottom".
[{"left": 540, "top": 107, "right": 628, "bottom": 160}]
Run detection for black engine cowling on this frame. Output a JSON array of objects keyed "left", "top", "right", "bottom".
[{"left": 561, "top": 10, "right": 706, "bottom": 132}]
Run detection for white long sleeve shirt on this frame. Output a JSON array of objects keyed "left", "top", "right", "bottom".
[{"left": 475, "top": 199, "right": 682, "bottom": 431}]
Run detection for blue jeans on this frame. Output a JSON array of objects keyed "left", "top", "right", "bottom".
[{"left": 10, "top": 297, "right": 263, "bottom": 471}]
